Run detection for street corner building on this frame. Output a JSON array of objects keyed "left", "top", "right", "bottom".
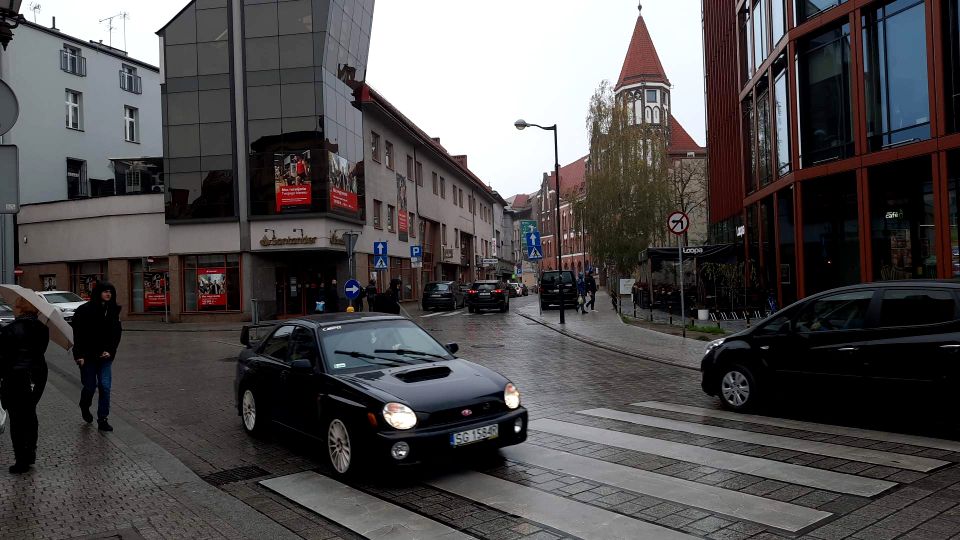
[
  {"left": 704, "top": 0, "right": 960, "bottom": 308},
  {"left": 11, "top": 0, "right": 518, "bottom": 322}
]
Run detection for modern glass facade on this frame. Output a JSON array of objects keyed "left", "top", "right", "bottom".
[{"left": 798, "top": 24, "right": 854, "bottom": 167}]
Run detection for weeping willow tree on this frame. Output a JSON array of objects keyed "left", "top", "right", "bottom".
[{"left": 573, "top": 81, "right": 671, "bottom": 274}]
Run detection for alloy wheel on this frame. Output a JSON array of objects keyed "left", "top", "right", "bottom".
[
  {"left": 327, "top": 419, "right": 352, "bottom": 474},
  {"left": 720, "top": 370, "right": 750, "bottom": 408},
  {"left": 242, "top": 390, "right": 257, "bottom": 432}
]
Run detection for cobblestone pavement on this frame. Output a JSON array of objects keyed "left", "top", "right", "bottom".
[{"left": 11, "top": 295, "right": 960, "bottom": 539}]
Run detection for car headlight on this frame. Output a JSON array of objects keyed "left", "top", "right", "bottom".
[
  {"left": 704, "top": 338, "right": 725, "bottom": 355},
  {"left": 382, "top": 403, "right": 417, "bottom": 430},
  {"left": 504, "top": 383, "right": 521, "bottom": 410}
]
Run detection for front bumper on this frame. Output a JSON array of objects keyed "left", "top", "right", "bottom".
[{"left": 371, "top": 408, "right": 528, "bottom": 465}]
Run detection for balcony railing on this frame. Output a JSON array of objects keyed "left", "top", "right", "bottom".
[
  {"left": 120, "top": 71, "right": 142, "bottom": 94},
  {"left": 59, "top": 50, "right": 87, "bottom": 76}
]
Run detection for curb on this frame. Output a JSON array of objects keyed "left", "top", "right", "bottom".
[{"left": 516, "top": 311, "right": 698, "bottom": 372}]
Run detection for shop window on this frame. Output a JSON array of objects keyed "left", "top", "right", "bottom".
[
  {"left": 870, "top": 157, "right": 935, "bottom": 280},
  {"left": 802, "top": 173, "right": 860, "bottom": 294},
  {"left": 391, "top": 257, "right": 414, "bottom": 301},
  {"left": 131, "top": 258, "right": 170, "bottom": 313},
  {"left": 40, "top": 274, "right": 58, "bottom": 292},
  {"left": 70, "top": 261, "right": 105, "bottom": 300},
  {"left": 777, "top": 188, "right": 797, "bottom": 305},
  {"left": 798, "top": 23, "right": 854, "bottom": 166},
  {"left": 773, "top": 62, "right": 791, "bottom": 176},
  {"left": 796, "top": 0, "right": 848, "bottom": 25},
  {"left": 182, "top": 254, "right": 241, "bottom": 312},
  {"left": 946, "top": 0, "right": 960, "bottom": 133},
  {"left": 863, "top": 0, "right": 930, "bottom": 151}
]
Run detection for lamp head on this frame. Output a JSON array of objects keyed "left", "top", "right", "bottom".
[{"left": 514, "top": 119, "right": 528, "bottom": 131}]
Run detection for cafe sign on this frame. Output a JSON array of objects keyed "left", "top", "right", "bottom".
[{"left": 260, "top": 234, "right": 318, "bottom": 247}]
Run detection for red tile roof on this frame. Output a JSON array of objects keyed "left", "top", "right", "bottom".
[
  {"left": 509, "top": 193, "right": 530, "bottom": 208},
  {"left": 616, "top": 8, "right": 670, "bottom": 90},
  {"left": 548, "top": 156, "right": 589, "bottom": 197},
  {"left": 668, "top": 115, "right": 706, "bottom": 155}
]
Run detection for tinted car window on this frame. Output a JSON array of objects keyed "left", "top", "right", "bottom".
[
  {"left": 795, "top": 290, "right": 874, "bottom": 332},
  {"left": 425, "top": 283, "right": 450, "bottom": 292},
  {"left": 879, "top": 289, "right": 956, "bottom": 327},
  {"left": 755, "top": 313, "right": 792, "bottom": 336},
  {"left": 288, "top": 327, "right": 319, "bottom": 365},
  {"left": 320, "top": 320, "right": 451, "bottom": 372},
  {"left": 261, "top": 325, "right": 294, "bottom": 359},
  {"left": 541, "top": 272, "right": 573, "bottom": 285},
  {"left": 473, "top": 282, "right": 498, "bottom": 291}
]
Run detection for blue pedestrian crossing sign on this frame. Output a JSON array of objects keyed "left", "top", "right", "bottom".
[
  {"left": 374, "top": 255, "right": 388, "bottom": 270},
  {"left": 527, "top": 231, "right": 541, "bottom": 248},
  {"left": 410, "top": 245, "right": 422, "bottom": 259},
  {"left": 344, "top": 279, "right": 362, "bottom": 300},
  {"left": 527, "top": 245, "right": 543, "bottom": 261},
  {"left": 374, "top": 241, "right": 388, "bottom": 256},
  {"left": 526, "top": 231, "right": 543, "bottom": 260}
]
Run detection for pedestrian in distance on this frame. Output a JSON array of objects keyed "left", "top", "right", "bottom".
[
  {"left": 72, "top": 281, "right": 122, "bottom": 432},
  {"left": 585, "top": 271, "right": 597, "bottom": 312},
  {"left": 576, "top": 273, "right": 587, "bottom": 315},
  {"left": 365, "top": 280, "right": 378, "bottom": 312},
  {"left": 326, "top": 279, "right": 340, "bottom": 313},
  {"left": 0, "top": 298, "right": 49, "bottom": 473},
  {"left": 384, "top": 278, "right": 402, "bottom": 315}
]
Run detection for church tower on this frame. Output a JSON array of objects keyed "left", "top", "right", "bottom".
[{"left": 615, "top": 3, "right": 671, "bottom": 129}]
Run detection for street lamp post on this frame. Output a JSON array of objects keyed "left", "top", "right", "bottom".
[
  {"left": 515, "top": 119, "right": 565, "bottom": 324},
  {"left": 0, "top": 1, "right": 25, "bottom": 50}
]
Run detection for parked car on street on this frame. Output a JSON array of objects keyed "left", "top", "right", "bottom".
[
  {"left": 507, "top": 282, "right": 522, "bottom": 298},
  {"left": 539, "top": 270, "right": 577, "bottom": 310},
  {"left": 421, "top": 281, "right": 464, "bottom": 311},
  {"left": 37, "top": 290, "right": 86, "bottom": 322},
  {"left": 466, "top": 280, "right": 510, "bottom": 313},
  {"left": 701, "top": 281, "right": 960, "bottom": 411},
  {"left": 520, "top": 284, "right": 529, "bottom": 296},
  {"left": 235, "top": 313, "right": 527, "bottom": 476}
]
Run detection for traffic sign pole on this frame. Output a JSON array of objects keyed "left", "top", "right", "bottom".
[
  {"left": 667, "top": 211, "right": 690, "bottom": 338},
  {"left": 679, "top": 238, "right": 685, "bottom": 338}
]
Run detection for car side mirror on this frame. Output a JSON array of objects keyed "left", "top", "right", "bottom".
[
  {"left": 290, "top": 358, "right": 313, "bottom": 372},
  {"left": 445, "top": 342, "right": 459, "bottom": 355}
]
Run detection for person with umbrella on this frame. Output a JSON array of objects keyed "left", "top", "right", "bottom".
[
  {"left": 0, "top": 297, "right": 50, "bottom": 473},
  {"left": 72, "top": 282, "right": 122, "bottom": 432}
]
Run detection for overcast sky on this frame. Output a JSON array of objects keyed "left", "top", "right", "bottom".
[{"left": 29, "top": 0, "right": 705, "bottom": 198}]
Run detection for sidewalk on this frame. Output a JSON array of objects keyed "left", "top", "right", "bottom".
[
  {"left": 0, "top": 348, "right": 298, "bottom": 540},
  {"left": 123, "top": 321, "right": 245, "bottom": 333},
  {"left": 516, "top": 291, "right": 709, "bottom": 371}
]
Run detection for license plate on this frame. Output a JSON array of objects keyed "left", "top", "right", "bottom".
[
  {"left": 450, "top": 424, "right": 499, "bottom": 447},
  {"left": 480, "top": 292, "right": 491, "bottom": 297},
  {"left": 431, "top": 294, "right": 442, "bottom": 298}
]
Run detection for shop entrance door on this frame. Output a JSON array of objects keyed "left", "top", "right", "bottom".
[{"left": 276, "top": 268, "right": 305, "bottom": 316}]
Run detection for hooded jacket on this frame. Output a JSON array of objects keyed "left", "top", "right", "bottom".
[{"left": 71, "top": 281, "right": 123, "bottom": 361}]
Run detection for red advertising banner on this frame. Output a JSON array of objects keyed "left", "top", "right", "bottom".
[
  {"left": 397, "top": 172, "right": 409, "bottom": 242},
  {"left": 328, "top": 151, "right": 359, "bottom": 213},
  {"left": 198, "top": 267, "right": 227, "bottom": 307},
  {"left": 274, "top": 151, "right": 312, "bottom": 212},
  {"left": 143, "top": 272, "right": 169, "bottom": 309}
]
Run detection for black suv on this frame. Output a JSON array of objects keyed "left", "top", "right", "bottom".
[
  {"left": 539, "top": 270, "right": 577, "bottom": 310},
  {"left": 421, "top": 281, "right": 464, "bottom": 311},
  {"left": 701, "top": 281, "right": 960, "bottom": 411},
  {"left": 467, "top": 281, "right": 510, "bottom": 313}
]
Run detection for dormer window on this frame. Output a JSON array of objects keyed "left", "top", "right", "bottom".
[{"left": 646, "top": 89, "right": 658, "bottom": 103}]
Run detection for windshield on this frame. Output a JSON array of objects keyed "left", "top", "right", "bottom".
[
  {"left": 320, "top": 320, "right": 451, "bottom": 372},
  {"left": 541, "top": 272, "right": 573, "bottom": 285},
  {"left": 425, "top": 283, "right": 451, "bottom": 292},
  {"left": 43, "top": 292, "right": 84, "bottom": 303},
  {"left": 0, "top": 302, "right": 11, "bottom": 314}
]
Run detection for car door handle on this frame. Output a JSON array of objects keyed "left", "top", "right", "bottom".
[
  {"left": 940, "top": 344, "right": 960, "bottom": 349},
  {"left": 838, "top": 347, "right": 858, "bottom": 352}
]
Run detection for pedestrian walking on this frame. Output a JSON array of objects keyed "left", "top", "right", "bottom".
[
  {"left": 386, "top": 278, "right": 402, "bottom": 315},
  {"left": 585, "top": 271, "right": 597, "bottom": 312},
  {"left": 0, "top": 298, "right": 49, "bottom": 473},
  {"left": 365, "top": 280, "right": 378, "bottom": 312},
  {"left": 576, "top": 273, "right": 587, "bottom": 314},
  {"left": 72, "top": 281, "right": 122, "bottom": 432},
  {"left": 326, "top": 279, "right": 340, "bottom": 313}
]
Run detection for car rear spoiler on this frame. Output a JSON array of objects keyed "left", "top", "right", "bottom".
[{"left": 240, "top": 322, "right": 279, "bottom": 348}]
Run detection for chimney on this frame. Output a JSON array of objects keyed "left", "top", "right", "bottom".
[
  {"left": 51, "top": 17, "right": 57, "bottom": 31},
  {"left": 431, "top": 137, "right": 441, "bottom": 145},
  {"left": 453, "top": 155, "right": 468, "bottom": 169}
]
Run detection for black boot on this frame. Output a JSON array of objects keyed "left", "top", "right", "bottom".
[
  {"left": 9, "top": 462, "right": 29, "bottom": 474},
  {"left": 98, "top": 419, "right": 113, "bottom": 432},
  {"left": 80, "top": 406, "right": 93, "bottom": 424}
]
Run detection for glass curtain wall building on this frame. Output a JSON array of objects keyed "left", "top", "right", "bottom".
[{"left": 704, "top": 0, "right": 960, "bottom": 306}]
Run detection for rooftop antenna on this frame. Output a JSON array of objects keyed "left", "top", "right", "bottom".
[
  {"left": 99, "top": 11, "right": 129, "bottom": 51},
  {"left": 28, "top": 3, "right": 40, "bottom": 23}
]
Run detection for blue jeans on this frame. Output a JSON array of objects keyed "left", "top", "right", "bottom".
[{"left": 80, "top": 360, "right": 112, "bottom": 420}]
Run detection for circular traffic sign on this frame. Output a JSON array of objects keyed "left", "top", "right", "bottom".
[
  {"left": 0, "top": 80, "right": 19, "bottom": 138},
  {"left": 344, "top": 279, "right": 362, "bottom": 300},
  {"left": 667, "top": 211, "right": 690, "bottom": 236}
]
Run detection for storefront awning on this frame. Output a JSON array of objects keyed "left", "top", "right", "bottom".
[{"left": 639, "top": 243, "right": 736, "bottom": 264}]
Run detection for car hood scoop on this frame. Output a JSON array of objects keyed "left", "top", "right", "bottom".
[{"left": 393, "top": 366, "right": 452, "bottom": 383}]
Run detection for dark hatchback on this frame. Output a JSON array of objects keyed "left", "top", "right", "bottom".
[
  {"left": 701, "top": 281, "right": 960, "bottom": 411},
  {"left": 421, "top": 281, "right": 464, "bottom": 311},
  {"left": 235, "top": 313, "right": 527, "bottom": 476},
  {"left": 466, "top": 281, "right": 510, "bottom": 313},
  {"left": 539, "top": 270, "right": 577, "bottom": 310}
]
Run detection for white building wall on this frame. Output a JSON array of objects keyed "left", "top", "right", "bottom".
[{"left": 0, "top": 21, "right": 162, "bottom": 204}]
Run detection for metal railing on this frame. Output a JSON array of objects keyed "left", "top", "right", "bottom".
[
  {"left": 59, "top": 50, "right": 86, "bottom": 76},
  {"left": 120, "top": 71, "right": 142, "bottom": 94}
]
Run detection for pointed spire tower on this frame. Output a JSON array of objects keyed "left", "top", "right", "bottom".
[{"left": 616, "top": 2, "right": 671, "bottom": 129}]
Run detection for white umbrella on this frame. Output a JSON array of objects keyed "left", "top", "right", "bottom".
[{"left": 0, "top": 285, "right": 74, "bottom": 350}]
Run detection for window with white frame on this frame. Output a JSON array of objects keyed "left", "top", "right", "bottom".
[
  {"left": 124, "top": 106, "right": 139, "bottom": 142},
  {"left": 65, "top": 90, "right": 82, "bottom": 130},
  {"left": 646, "top": 89, "right": 658, "bottom": 103},
  {"left": 125, "top": 170, "right": 142, "bottom": 191},
  {"left": 60, "top": 45, "right": 86, "bottom": 76},
  {"left": 120, "top": 64, "right": 142, "bottom": 94}
]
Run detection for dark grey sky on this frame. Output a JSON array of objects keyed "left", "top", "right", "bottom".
[{"left": 33, "top": 0, "right": 705, "bottom": 198}]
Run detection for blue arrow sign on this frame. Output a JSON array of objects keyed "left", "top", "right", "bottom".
[
  {"left": 527, "top": 245, "right": 543, "bottom": 260},
  {"left": 374, "top": 255, "right": 388, "bottom": 270},
  {"left": 527, "top": 231, "right": 541, "bottom": 248},
  {"left": 344, "top": 279, "right": 362, "bottom": 300},
  {"left": 410, "top": 245, "right": 422, "bottom": 259},
  {"left": 374, "top": 241, "right": 388, "bottom": 256}
]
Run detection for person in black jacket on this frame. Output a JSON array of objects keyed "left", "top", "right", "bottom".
[
  {"left": 0, "top": 297, "right": 49, "bottom": 473},
  {"left": 365, "top": 280, "right": 378, "bottom": 312},
  {"left": 326, "top": 278, "right": 340, "bottom": 313},
  {"left": 72, "top": 281, "right": 122, "bottom": 432}
]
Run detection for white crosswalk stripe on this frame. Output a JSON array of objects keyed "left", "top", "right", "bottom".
[
  {"left": 440, "top": 310, "right": 466, "bottom": 317},
  {"left": 633, "top": 400, "right": 960, "bottom": 453},
  {"left": 580, "top": 408, "right": 948, "bottom": 472},
  {"left": 420, "top": 311, "right": 445, "bottom": 318}
]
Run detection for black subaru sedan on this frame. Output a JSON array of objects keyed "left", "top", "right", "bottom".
[
  {"left": 235, "top": 313, "right": 527, "bottom": 476},
  {"left": 466, "top": 280, "right": 510, "bottom": 313},
  {"left": 701, "top": 281, "right": 960, "bottom": 412}
]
